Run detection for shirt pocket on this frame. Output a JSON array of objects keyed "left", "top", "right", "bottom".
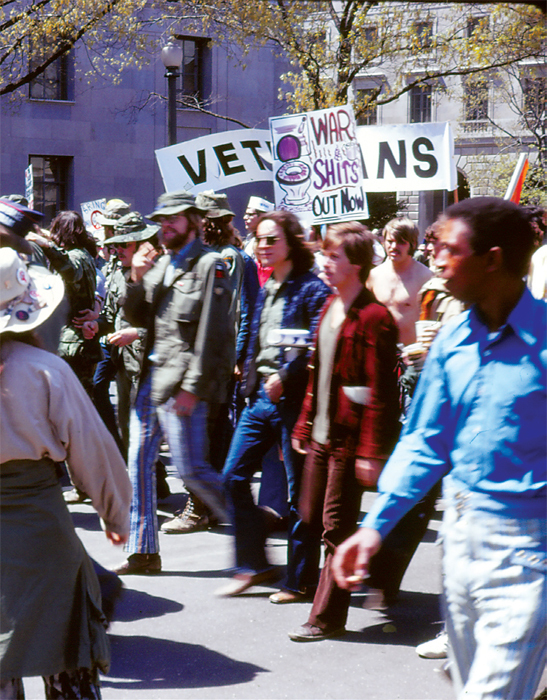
[{"left": 172, "top": 276, "right": 202, "bottom": 323}]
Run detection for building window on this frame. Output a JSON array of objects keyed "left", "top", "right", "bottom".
[
  {"left": 363, "top": 26, "right": 378, "bottom": 44},
  {"left": 179, "top": 38, "right": 203, "bottom": 101},
  {"left": 523, "top": 76, "right": 546, "bottom": 118},
  {"left": 463, "top": 76, "right": 488, "bottom": 122},
  {"left": 409, "top": 84, "right": 432, "bottom": 123},
  {"left": 355, "top": 88, "right": 378, "bottom": 125},
  {"left": 466, "top": 16, "right": 486, "bottom": 38},
  {"left": 414, "top": 21, "right": 433, "bottom": 49},
  {"left": 29, "top": 54, "right": 70, "bottom": 101},
  {"left": 29, "top": 155, "right": 71, "bottom": 224}
]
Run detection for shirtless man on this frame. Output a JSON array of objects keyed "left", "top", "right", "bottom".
[{"left": 368, "top": 218, "right": 432, "bottom": 345}]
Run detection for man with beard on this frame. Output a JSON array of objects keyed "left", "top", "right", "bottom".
[{"left": 113, "top": 191, "right": 234, "bottom": 574}]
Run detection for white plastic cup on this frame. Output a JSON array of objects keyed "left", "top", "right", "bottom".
[{"left": 415, "top": 320, "right": 441, "bottom": 346}]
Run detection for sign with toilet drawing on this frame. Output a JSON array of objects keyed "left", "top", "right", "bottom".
[
  {"left": 270, "top": 105, "right": 368, "bottom": 224},
  {"left": 155, "top": 118, "right": 456, "bottom": 220}
]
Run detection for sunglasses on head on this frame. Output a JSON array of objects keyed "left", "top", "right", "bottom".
[{"left": 256, "top": 235, "right": 279, "bottom": 246}]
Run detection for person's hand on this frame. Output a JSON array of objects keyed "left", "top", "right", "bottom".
[
  {"left": 331, "top": 527, "right": 382, "bottom": 590},
  {"left": 107, "top": 328, "right": 139, "bottom": 347},
  {"left": 233, "top": 364, "right": 242, "bottom": 380},
  {"left": 355, "top": 458, "right": 385, "bottom": 487},
  {"left": 264, "top": 373, "right": 284, "bottom": 403},
  {"left": 131, "top": 245, "right": 157, "bottom": 282},
  {"left": 105, "top": 530, "right": 128, "bottom": 545},
  {"left": 25, "top": 231, "right": 51, "bottom": 248},
  {"left": 72, "top": 306, "right": 99, "bottom": 326},
  {"left": 291, "top": 438, "right": 309, "bottom": 455},
  {"left": 82, "top": 320, "right": 99, "bottom": 339},
  {"left": 172, "top": 389, "right": 198, "bottom": 416}
]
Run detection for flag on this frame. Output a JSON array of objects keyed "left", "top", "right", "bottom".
[{"left": 504, "top": 154, "right": 529, "bottom": 204}]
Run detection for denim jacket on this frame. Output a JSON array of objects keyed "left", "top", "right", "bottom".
[{"left": 241, "top": 269, "right": 330, "bottom": 404}]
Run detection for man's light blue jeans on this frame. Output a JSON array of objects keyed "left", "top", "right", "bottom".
[
  {"left": 126, "top": 373, "right": 227, "bottom": 554},
  {"left": 441, "top": 487, "right": 546, "bottom": 700}
]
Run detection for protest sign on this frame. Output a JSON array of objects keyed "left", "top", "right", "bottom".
[
  {"left": 24, "top": 165, "right": 34, "bottom": 210},
  {"left": 81, "top": 199, "right": 106, "bottom": 234},
  {"left": 356, "top": 122, "right": 456, "bottom": 192},
  {"left": 270, "top": 105, "right": 368, "bottom": 224},
  {"left": 155, "top": 129, "right": 272, "bottom": 193}
]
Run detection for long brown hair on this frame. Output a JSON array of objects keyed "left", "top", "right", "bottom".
[
  {"left": 50, "top": 211, "right": 97, "bottom": 257},
  {"left": 256, "top": 210, "right": 314, "bottom": 276}
]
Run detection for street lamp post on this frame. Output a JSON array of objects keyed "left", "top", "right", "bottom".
[{"left": 161, "top": 41, "right": 183, "bottom": 146}]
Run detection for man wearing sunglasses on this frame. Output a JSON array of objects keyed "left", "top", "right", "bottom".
[{"left": 84, "top": 212, "right": 162, "bottom": 457}]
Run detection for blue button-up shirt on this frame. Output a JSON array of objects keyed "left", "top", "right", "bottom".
[{"left": 363, "top": 287, "right": 547, "bottom": 538}]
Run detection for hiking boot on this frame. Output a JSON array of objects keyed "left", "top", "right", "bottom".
[{"left": 161, "top": 494, "right": 211, "bottom": 534}]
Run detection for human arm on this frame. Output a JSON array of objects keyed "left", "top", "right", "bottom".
[
  {"left": 26, "top": 233, "right": 83, "bottom": 284},
  {"left": 236, "top": 254, "right": 260, "bottom": 365},
  {"left": 48, "top": 360, "right": 132, "bottom": 538},
  {"left": 332, "top": 528, "right": 383, "bottom": 590},
  {"left": 355, "top": 309, "right": 401, "bottom": 463}
]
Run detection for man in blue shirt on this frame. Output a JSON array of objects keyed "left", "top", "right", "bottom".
[{"left": 333, "top": 197, "right": 546, "bottom": 700}]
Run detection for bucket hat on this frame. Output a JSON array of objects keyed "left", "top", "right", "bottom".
[
  {"left": 95, "top": 199, "right": 132, "bottom": 227},
  {"left": 195, "top": 191, "right": 235, "bottom": 218},
  {"left": 147, "top": 191, "right": 203, "bottom": 221},
  {"left": 0, "top": 248, "right": 64, "bottom": 335},
  {"left": 106, "top": 212, "right": 159, "bottom": 245}
]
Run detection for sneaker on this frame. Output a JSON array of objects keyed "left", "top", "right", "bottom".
[
  {"left": 63, "top": 487, "right": 90, "bottom": 504},
  {"left": 416, "top": 631, "right": 449, "bottom": 659},
  {"left": 161, "top": 495, "right": 210, "bottom": 534},
  {"left": 288, "top": 623, "right": 346, "bottom": 642},
  {"left": 113, "top": 553, "right": 161, "bottom": 575}
]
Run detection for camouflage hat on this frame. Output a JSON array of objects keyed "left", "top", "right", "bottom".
[
  {"left": 95, "top": 199, "right": 132, "bottom": 227},
  {"left": 106, "top": 212, "right": 159, "bottom": 244},
  {"left": 147, "top": 190, "right": 203, "bottom": 220},
  {"left": 195, "top": 190, "right": 235, "bottom": 219},
  {"left": 1, "top": 194, "right": 29, "bottom": 207}
]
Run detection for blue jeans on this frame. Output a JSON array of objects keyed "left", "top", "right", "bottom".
[
  {"left": 92, "top": 343, "right": 124, "bottom": 454},
  {"left": 126, "top": 374, "right": 227, "bottom": 554},
  {"left": 222, "top": 386, "right": 320, "bottom": 593},
  {"left": 441, "top": 485, "right": 546, "bottom": 700}
]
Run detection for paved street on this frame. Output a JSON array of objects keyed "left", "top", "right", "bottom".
[{"left": 24, "top": 465, "right": 546, "bottom": 700}]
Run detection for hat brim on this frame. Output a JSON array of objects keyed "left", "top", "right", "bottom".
[
  {"left": 95, "top": 214, "right": 120, "bottom": 227},
  {"left": 107, "top": 224, "right": 159, "bottom": 245},
  {"left": 0, "top": 265, "right": 65, "bottom": 335},
  {"left": 205, "top": 208, "right": 235, "bottom": 219},
  {"left": 147, "top": 203, "right": 204, "bottom": 220}
]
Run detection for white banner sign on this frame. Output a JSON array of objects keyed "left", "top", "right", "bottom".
[
  {"left": 81, "top": 198, "right": 106, "bottom": 232},
  {"left": 155, "top": 129, "right": 272, "bottom": 193},
  {"left": 356, "top": 122, "right": 457, "bottom": 192},
  {"left": 270, "top": 105, "right": 368, "bottom": 224},
  {"left": 24, "top": 165, "right": 34, "bottom": 210}
]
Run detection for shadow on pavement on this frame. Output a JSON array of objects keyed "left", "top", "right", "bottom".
[
  {"left": 101, "top": 634, "right": 267, "bottom": 690},
  {"left": 346, "top": 590, "right": 443, "bottom": 647},
  {"left": 70, "top": 510, "right": 102, "bottom": 531},
  {"left": 112, "top": 587, "right": 184, "bottom": 622}
]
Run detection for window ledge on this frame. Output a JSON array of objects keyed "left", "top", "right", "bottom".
[{"left": 28, "top": 98, "right": 75, "bottom": 105}]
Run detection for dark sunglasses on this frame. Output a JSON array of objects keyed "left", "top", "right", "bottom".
[
  {"left": 256, "top": 235, "right": 280, "bottom": 246},
  {"left": 114, "top": 241, "right": 132, "bottom": 249}
]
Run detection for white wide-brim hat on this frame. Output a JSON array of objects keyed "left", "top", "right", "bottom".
[{"left": 0, "top": 248, "right": 65, "bottom": 335}]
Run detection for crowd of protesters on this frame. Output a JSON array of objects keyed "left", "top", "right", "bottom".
[{"left": 0, "top": 189, "right": 545, "bottom": 700}]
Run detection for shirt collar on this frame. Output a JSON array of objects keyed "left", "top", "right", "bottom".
[{"left": 470, "top": 286, "right": 538, "bottom": 347}]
